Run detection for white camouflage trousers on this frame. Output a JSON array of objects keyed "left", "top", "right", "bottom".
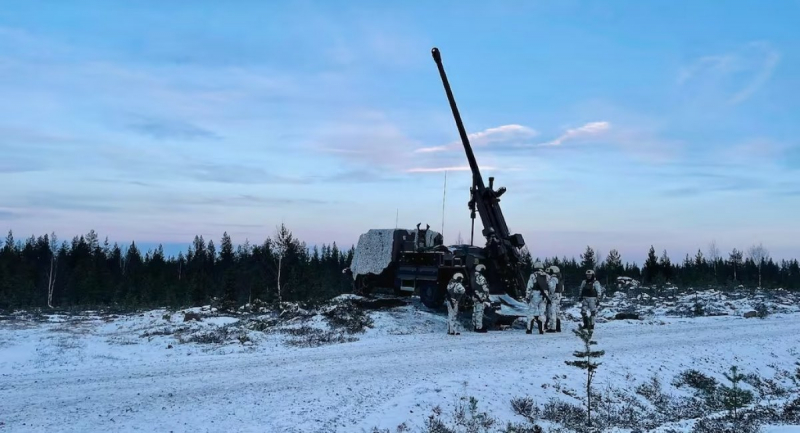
[
  {"left": 546, "top": 293, "right": 561, "bottom": 330},
  {"left": 526, "top": 292, "right": 547, "bottom": 331},
  {"left": 446, "top": 300, "right": 460, "bottom": 334},
  {"left": 581, "top": 297, "right": 598, "bottom": 326},
  {"left": 473, "top": 301, "right": 485, "bottom": 330}
]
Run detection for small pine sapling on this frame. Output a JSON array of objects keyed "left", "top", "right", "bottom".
[
  {"left": 565, "top": 327, "right": 605, "bottom": 427},
  {"left": 720, "top": 365, "right": 754, "bottom": 421}
]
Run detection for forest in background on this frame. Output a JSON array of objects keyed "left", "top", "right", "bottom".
[{"left": 1, "top": 226, "right": 798, "bottom": 310}]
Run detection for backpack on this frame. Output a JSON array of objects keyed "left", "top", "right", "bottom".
[{"left": 535, "top": 272, "right": 549, "bottom": 294}]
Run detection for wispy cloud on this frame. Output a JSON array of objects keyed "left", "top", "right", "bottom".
[
  {"left": 312, "top": 111, "right": 422, "bottom": 168},
  {"left": 406, "top": 165, "right": 498, "bottom": 173},
  {"left": 127, "top": 117, "right": 221, "bottom": 141},
  {"left": 678, "top": 41, "right": 781, "bottom": 105},
  {"left": 184, "top": 162, "right": 312, "bottom": 185},
  {"left": 0, "top": 210, "right": 24, "bottom": 220},
  {"left": 322, "top": 169, "right": 406, "bottom": 183},
  {"left": 538, "top": 121, "right": 611, "bottom": 147},
  {"left": 414, "top": 124, "right": 537, "bottom": 153},
  {"left": 729, "top": 43, "right": 781, "bottom": 104}
]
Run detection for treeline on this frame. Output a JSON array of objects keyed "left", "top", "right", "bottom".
[
  {"left": 2, "top": 228, "right": 799, "bottom": 310},
  {"left": 523, "top": 244, "right": 800, "bottom": 292},
  {"left": 0, "top": 225, "right": 354, "bottom": 310}
]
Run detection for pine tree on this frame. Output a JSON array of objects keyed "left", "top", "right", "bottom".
[
  {"left": 659, "top": 250, "right": 672, "bottom": 282},
  {"left": 644, "top": 246, "right": 659, "bottom": 284},
  {"left": 605, "top": 249, "right": 623, "bottom": 287},
  {"left": 580, "top": 246, "right": 597, "bottom": 271},
  {"left": 220, "top": 232, "right": 236, "bottom": 307},
  {"left": 720, "top": 365, "right": 753, "bottom": 421},
  {"left": 565, "top": 327, "right": 605, "bottom": 427}
]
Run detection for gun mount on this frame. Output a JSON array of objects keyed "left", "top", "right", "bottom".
[
  {"left": 343, "top": 48, "right": 530, "bottom": 329},
  {"left": 431, "top": 47, "right": 527, "bottom": 300}
]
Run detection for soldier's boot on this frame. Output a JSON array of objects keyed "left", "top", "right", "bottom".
[
  {"left": 556, "top": 318, "right": 562, "bottom": 332},
  {"left": 537, "top": 319, "right": 544, "bottom": 334},
  {"left": 525, "top": 319, "right": 533, "bottom": 334},
  {"left": 581, "top": 316, "right": 589, "bottom": 329}
]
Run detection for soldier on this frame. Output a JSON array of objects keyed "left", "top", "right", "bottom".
[
  {"left": 472, "top": 264, "right": 490, "bottom": 333},
  {"left": 545, "top": 265, "right": 563, "bottom": 332},
  {"left": 579, "top": 269, "right": 603, "bottom": 330},
  {"left": 446, "top": 273, "right": 466, "bottom": 335},
  {"left": 525, "top": 261, "right": 550, "bottom": 334}
]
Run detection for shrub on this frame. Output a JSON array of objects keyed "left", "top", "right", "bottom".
[
  {"left": 754, "top": 302, "right": 770, "bottom": 319},
  {"left": 510, "top": 397, "right": 539, "bottom": 423},
  {"left": 323, "top": 300, "right": 374, "bottom": 334},
  {"left": 280, "top": 326, "right": 357, "bottom": 347},
  {"left": 672, "top": 369, "right": 719, "bottom": 397}
]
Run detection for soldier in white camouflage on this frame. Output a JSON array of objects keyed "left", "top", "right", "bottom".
[
  {"left": 545, "top": 265, "right": 563, "bottom": 332},
  {"left": 472, "top": 264, "right": 490, "bottom": 333},
  {"left": 579, "top": 269, "right": 604, "bottom": 329},
  {"left": 525, "top": 261, "right": 550, "bottom": 334},
  {"left": 446, "top": 273, "right": 466, "bottom": 335}
]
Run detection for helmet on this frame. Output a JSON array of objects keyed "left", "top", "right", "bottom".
[
  {"left": 586, "top": 269, "right": 595, "bottom": 278},
  {"left": 453, "top": 273, "right": 464, "bottom": 281},
  {"left": 475, "top": 264, "right": 486, "bottom": 272},
  {"left": 548, "top": 266, "right": 560, "bottom": 274},
  {"left": 533, "top": 261, "right": 544, "bottom": 270}
]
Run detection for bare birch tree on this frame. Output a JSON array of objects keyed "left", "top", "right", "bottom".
[
  {"left": 47, "top": 232, "right": 58, "bottom": 308},
  {"left": 729, "top": 248, "right": 743, "bottom": 282},
  {"left": 707, "top": 240, "right": 720, "bottom": 279},
  {"left": 271, "top": 224, "right": 293, "bottom": 305},
  {"left": 747, "top": 243, "right": 770, "bottom": 289}
]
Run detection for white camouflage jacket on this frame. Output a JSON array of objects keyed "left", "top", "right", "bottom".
[{"left": 473, "top": 272, "right": 490, "bottom": 302}]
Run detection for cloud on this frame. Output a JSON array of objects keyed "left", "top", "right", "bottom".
[
  {"left": 406, "top": 165, "right": 498, "bottom": 173},
  {"left": 14, "top": 193, "right": 121, "bottom": 213},
  {"left": 538, "top": 121, "right": 611, "bottom": 147},
  {"left": 0, "top": 159, "right": 43, "bottom": 173},
  {"left": 414, "top": 124, "right": 537, "bottom": 153},
  {"left": 184, "top": 162, "right": 312, "bottom": 185},
  {"left": 322, "top": 169, "right": 406, "bottom": 183},
  {"left": 127, "top": 117, "right": 221, "bottom": 141},
  {"left": 678, "top": 41, "right": 781, "bottom": 105},
  {"left": 729, "top": 43, "right": 781, "bottom": 104},
  {"left": 312, "top": 112, "right": 422, "bottom": 168},
  {"left": 155, "top": 194, "right": 334, "bottom": 211},
  {"left": 0, "top": 210, "right": 24, "bottom": 220}
]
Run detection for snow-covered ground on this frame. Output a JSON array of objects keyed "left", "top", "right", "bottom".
[{"left": 1, "top": 292, "right": 799, "bottom": 432}]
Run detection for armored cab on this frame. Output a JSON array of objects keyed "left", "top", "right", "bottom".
[{"left": 348, "top": 224, "right": 448, "bottom": 298}]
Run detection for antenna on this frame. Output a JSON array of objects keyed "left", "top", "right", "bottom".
[
  {"left": 395, "top": 208, "right": 399, "bottom": 229},
  {"left": 441, "top": 170, "right": 447, "bottom": 239}
]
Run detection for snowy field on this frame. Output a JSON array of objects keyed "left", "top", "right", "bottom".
[{"left": 1, "top": 291, "right": 800, "bottom": 432}]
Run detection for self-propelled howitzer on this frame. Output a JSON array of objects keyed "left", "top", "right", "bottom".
[{"left": 431, "top": 47, "right": 527, "bottom": 300}]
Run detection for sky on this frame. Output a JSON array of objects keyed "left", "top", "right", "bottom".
[{"left": 1, "top": 0, "right": 799, "bottom": 264}]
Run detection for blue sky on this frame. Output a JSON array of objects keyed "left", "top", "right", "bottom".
[{"left": 1, "top": 1, "right": 798, "bottom": 263}]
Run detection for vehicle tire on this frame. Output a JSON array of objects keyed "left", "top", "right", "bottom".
[
  {"left": 419, "top": 282, "right": 444, "bottom": 309},
  {"left": 354, "top": 275, "right": 373, "bottom": 297}
]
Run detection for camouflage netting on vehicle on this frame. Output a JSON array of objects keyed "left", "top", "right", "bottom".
[
  {"left": 350, "top": 229, "right": 397, "bottom": 278},
  {"left": 350, "top": 228, "right": 442, "bottom": 279}
]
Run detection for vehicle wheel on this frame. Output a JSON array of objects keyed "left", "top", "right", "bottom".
[
  {"left": 354, "top": 275, "right": 373, "bottom": 297},
  {"left": 419, "top": 282, "right": 444, "bottom": 309}
]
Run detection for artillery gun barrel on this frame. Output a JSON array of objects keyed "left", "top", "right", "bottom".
[{"left": 431, "top": 48, "right": 486, "bottom": 193}]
